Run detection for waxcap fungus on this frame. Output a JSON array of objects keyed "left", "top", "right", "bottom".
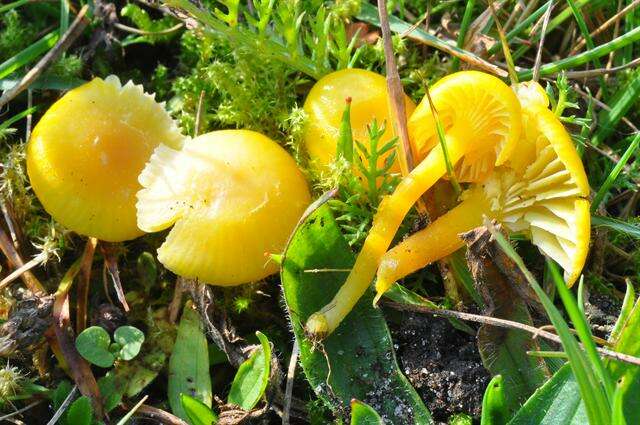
[
  {"left": 303, "top": 68, "right": 415, "bottom": 172},
  {"left": 375, "top": 81, "right": 590, "bottom": 296},
  {"left": 137, "top": 130, "right": 311, "bottom": 285},
  {"left": 27, "top": 75, "right": 184, "bottom": 242},
  {"left": 305, "top": 71, "right": 523, "bottom": 338}
]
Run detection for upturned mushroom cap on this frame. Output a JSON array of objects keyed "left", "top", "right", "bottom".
[
  {"left": 303, "top": 68, "right": 415, "bottom": 171},
  {"left": 409, "top": 71, "right": 522, "bottom": 182},
  {"left": 137, "top": 130, "right": 311, "bottom": 285},
  {"left": 27, "top": 76, "right": 184, "bottom": 242},
  {"left": 487, "top": 81, "right": 590, "bottom": 285}
]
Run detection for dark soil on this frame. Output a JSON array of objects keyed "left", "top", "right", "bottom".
[
  {"left": 390, "top": 313, "right": 490, "bottom": 423},
  {"left": 584, "top": 291, "right": 622, "bottom": 340}
]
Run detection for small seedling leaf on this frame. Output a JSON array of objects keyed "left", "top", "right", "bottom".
[
  {"left": 480, "top": 375, "right": 508, "bottom": 425},
  {"left": 98, "top": 371, "right": 126, "bottom": 413},
  {"left": 76, "top": 326, "right": 116, "bottom": 368},
  {"left": 350, "top": 400, "right": 383, "bottom": 425},
  {"left": 114, "top": 326, "right": 145, "bottom": 361},
  {"left": 181, "top": 393, "right": 218, "bottom": 425},
  {"left": 65, "top": 396, "right": 93, "bottom": 425},
  {"left": 228, "top": 331, "right": 271, "bottom": 410}
]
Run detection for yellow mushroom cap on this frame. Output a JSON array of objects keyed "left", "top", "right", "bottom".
[
  {"left": 303, "top": 68, "right": 416, "bottom": 172},
  {"left": 408, "top": 71, "right": 522, "bottom": 182},
  {"left": 27, "top": 76, "right": 184, "bottom": 242},
  {"left": 136, "top": 130, "right": 311, "bottom": 285},
  {"left": 486, "top": 82, "right": 590, "bottom": 285}
]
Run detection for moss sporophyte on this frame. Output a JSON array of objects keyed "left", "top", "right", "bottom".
[{"left": 305, "top": 72, "right": 590, "bottom": 339}]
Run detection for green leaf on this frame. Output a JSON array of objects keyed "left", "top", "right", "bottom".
[
  {"left": 606, "top": 296, "right": 640, "bottom": 423},
  {"left": 281, "top": 204, "right": 432, "bottom": 423},
  {"left": 181, "top": 393, "right": 218, "bottom": 425},
  {"left": 66, "top": 396, "right": 93, "bottom": 425},
  {"left": 98, "top": 371, "right": 126, "bottom": 413},
  {"left": 114, "top": 326, "right": 145, "bottom": 361},
  {"left": 481, "top": 375, "right": 508, "bottom": 425},
  {"left": 76, "top": 326, "right": 116, "bottom": 368},
  {"left": 350, "top": 400, "right": 383, "bottom": 425},
  {"left": 228, "top": 331, "right": 271, "bottom": 410},
  {"left": 169, "top": 305, "right": 212, "bottom": 421},
  {"left": 0, "top": 31, "right": 60, "bottom": 79},
  {"left": 52, "top": 380, "right": 73, "bottom": 410},
  {"left": 336, "top": 98, "right": 353, "bottom": 163},
  {"left": 591, "top": 215, "right": 640, "bottom": 239},
  {"left": 508, "top": 364, "right": 587, "bottom": 425}
]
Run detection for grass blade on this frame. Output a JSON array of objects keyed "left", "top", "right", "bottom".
[
  {"left": 591, "top": 215, "right": 640, "bottom": 239},
  {"left": 591, "top": 132, "right": 640, "bottom": 211},
  {"left": 452, "top": 0, "right": 476, "bottom": 71},
  {"left": 0, "top": 32, "right": 60, "bottom": 80},
  {"left": 517, "top": 24, "right": 640, "bottom": 80},
  {"left": 591, "top": 72, "right": 640, "bottom": 147}
]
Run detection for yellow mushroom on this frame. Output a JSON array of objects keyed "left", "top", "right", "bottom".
[
  {"left": 136, "top": 129, "right": 311, "bottom": 285},
  {"left": 27, "top": 76, "right": 184, "bottom": 242},
  {"left": 375, "top": 81, "right": 590, "bottom": 299},
  {"left": 305, "top": 71, "right": 522, "bottom": 338},
  {"left": 303, "top": 68, "right": 415, "bottom": 173}
]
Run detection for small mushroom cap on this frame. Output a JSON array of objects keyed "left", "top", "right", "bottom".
[
  {"left": 27, "top": 76, "right": 184, "bottom": 242},
  {"left": 409, "top": 71, "right": 522, "bottom": 182},
  {"left": 303, "top": 68, "right": 415, "bottom": 171},
  {"left": 487, "top": 82, "right": 590, "bottom": 285},
  {"left": 137, "top": 130, "right": 311, "bottom": 285}
]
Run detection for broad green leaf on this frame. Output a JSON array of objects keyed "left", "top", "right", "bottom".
[
  {"left": 66, "top": 396, "right": 93, "bottom": 425},
  {"left": 508, "top": 364, "right": 587, "bottom": 425},
  {"left": 481, "top": 375, "right": 508, "bottom": 425},
  {"left": 350, "top": 400, "right": 383, "bottom": 425},
  {"left": 281, "top": 204, "right": 432, "bottom": 423},
  {"left": 76, "top": 326, "right": 115, "bottom": 368},
  {"left": 114, "top": 326, "right": 145, "bottom": 361},
  {"left": 181, "top": 393, "right": 218, "bottom": 425},
  {"left": 169, "top": 305, "right": 212, "bottom": 421},
  {"left": 228, "top": 331, "right": 271, "bottom": 410}
]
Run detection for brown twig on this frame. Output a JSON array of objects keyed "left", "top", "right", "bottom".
[
  {"left": 376, "top": 0, "right": 415, "bottom": 176},
  {"left": 101, "top": 242, "right": 130, "bottom": 312},
  {"left": 131, "top": 404, "right": 188, "bottom": 425},
  {"left": 0, "top": 6, "right": 90, "bottom": 108},
  {"left": 563, "top": 57, "right": 640, "bottom": 79},
  {"left": 76, "top": 238, "right": 97, "bottom": 333},
  {"left": 53, "top": 259, "right": 103, "bottom": 417},
  {"left": 533, "top": 1, "right": 554, "bottom": 82},
  {"left": 0, "top": 229, "right": 45, "bottom": 294},
  {"left": 113, "top": 22, "right": 184, "bottom": 36},
  {"left": 384, "top": 301, "right": 640, "bottom": 367},
  {"left": 282, "top": 340, "right": 299, "bottom": 425}
]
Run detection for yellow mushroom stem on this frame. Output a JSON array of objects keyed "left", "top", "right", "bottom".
[
  {"left": 305, "top": 130, "right": 469, "bottom": 337},
  {"left": 375, "top": 189, "right": 492, "bottom": 300}
]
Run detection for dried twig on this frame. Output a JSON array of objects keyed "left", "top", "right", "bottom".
[
  {"left": 533, "top": 1, "right": 554, "bottom": 82},
  {"left": 0, "top": 229, "right": 45, "bottom": 294},
  {"left": 76, "top": 238, "right": 98, "bottom": 333},
  {"left": 376, "top": 0, "right": 415, "bottom": 176},
  {"left": 564, "top": 57, "right": 640, "bottom": 78},
  {"left": 384, "top": 301, "right": 640, "bottom": 366},
  {"left": 0, "top": 6, "right": 90, "bottom": 108},
  {"left": 114, "top": 22, "right": 183, "bottom": 36},
  {"left": 282, "top": 340, "right": 299, "bottom": 425},
  {"left": 132, "top": 404, "right": 188, "bottom": 425}
]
